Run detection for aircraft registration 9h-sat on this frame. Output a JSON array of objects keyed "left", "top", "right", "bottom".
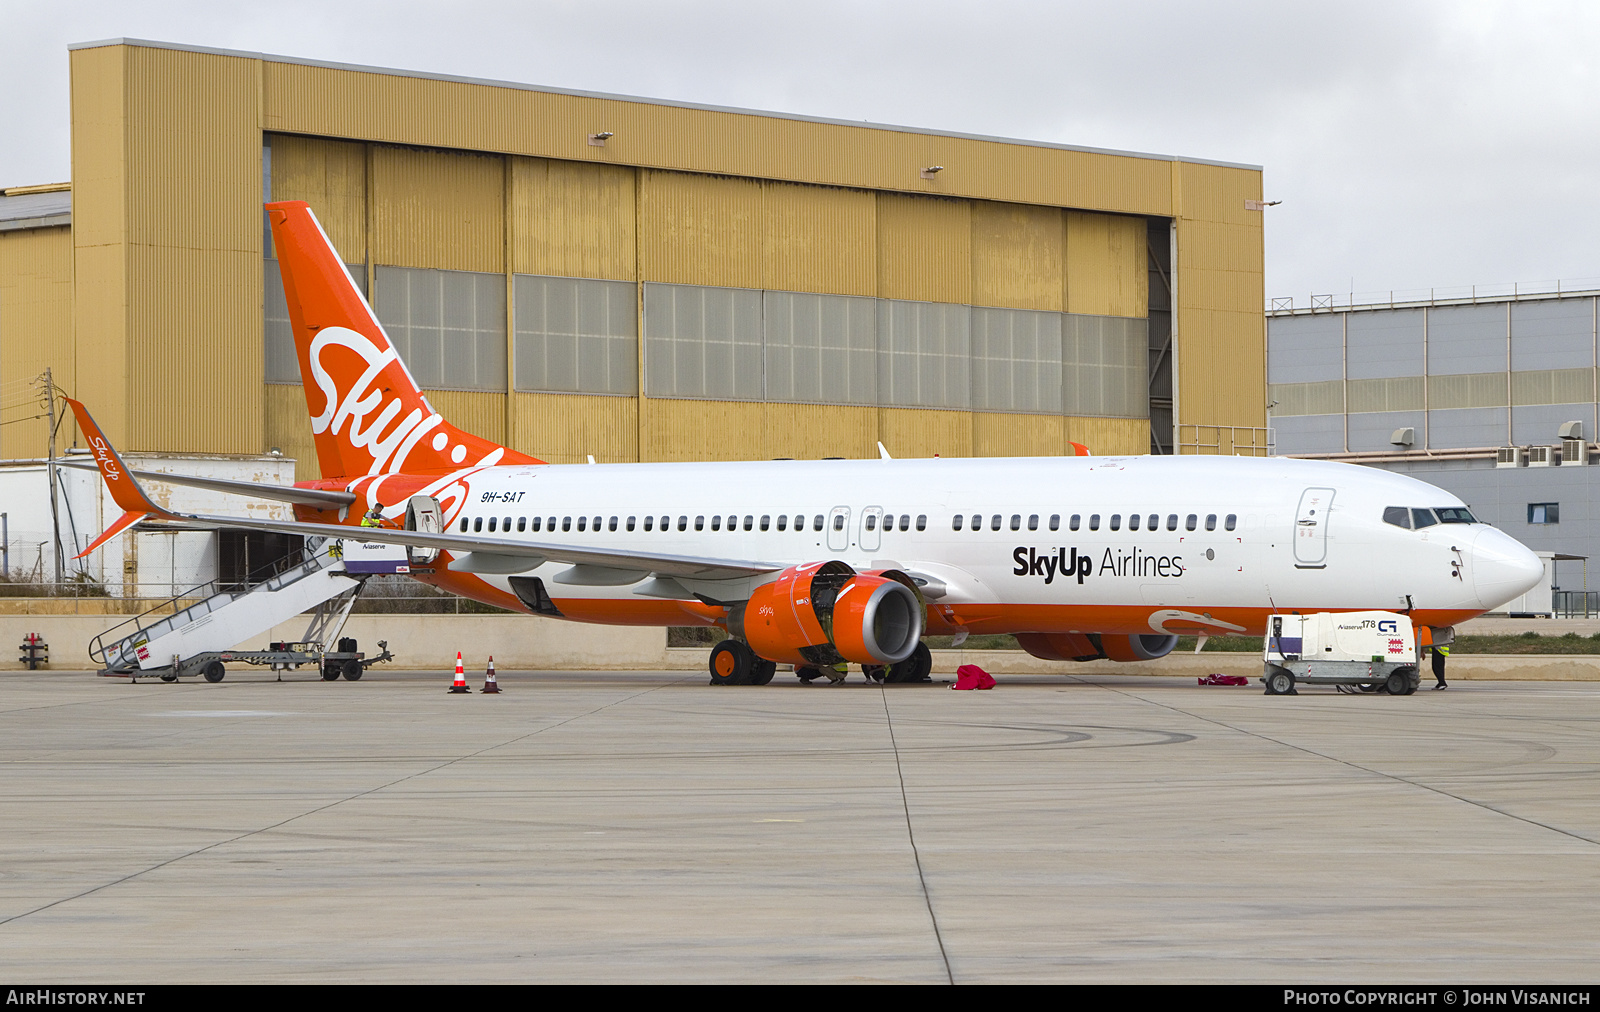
[{"left": 65, "top": 201, "right": 1545, "bottom": 686}]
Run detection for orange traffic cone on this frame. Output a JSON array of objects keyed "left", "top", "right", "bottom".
[
  {"left": 448, "top": 652, "right": 470, "bottom": 693},
  {"left": 481, "top": 656, "right": 500, "bottom": 694}
]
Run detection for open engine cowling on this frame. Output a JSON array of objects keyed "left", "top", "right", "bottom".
[
  {"left": 1015, "top": 632, "right": 1179, "bottom": 663},
  {"left": 737, "top": 561, "right": 925, "bottom": 666}
]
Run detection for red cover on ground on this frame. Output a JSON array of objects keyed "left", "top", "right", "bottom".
[
  {"left": 952, "top": 664, "right": 996, "bottom": 690},
  {"left": 1198, "top": 674, "right": 1250, "bottom": 686}
]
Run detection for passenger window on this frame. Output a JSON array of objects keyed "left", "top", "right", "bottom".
[
  {"left": 1049, "top": 514, "right": 1060, "bottom": 531},
  {"left": 679, "top": 516, "right": 688, "bottom": 531},
  {"left": 1167, "top": 514, "right": 1178, "bottom": 531},
  {"left": 1147, "top": 514, "right": 1158, "bottom": 530},
  {"left": 547, "top": 517, "right": 556, "bottom": 532},
  {"left": 1109, "top": 514, "right": 1122, "bottom": 531},
  {"left": 592, "top": 516, "right": 602, "bottom": 531},
  {"left": 459, "top": 518, "right": 468, "bottom": 532},
  {"left": 953, "top": 515, "right": 964, "bottom": 531},
  {"left": 1205, "top": 514, "right": 1217, "bottom": 531},
  {"left": 1412, "top": 508, "right": 1439, "bottom": 529},
  {"left": 833, "top": 514, "right": 845, "bottom": 531},
  {"left": 1185, "top": 514, "right": 1197, "bottom": 531},
  {"left": 1225, "top": 514, "right": 1237, "bottom": 531},
  {"left": 1089, "top": 514, "right": 1100, "bottom": 531},
  {"left": 813, "top": 515, "right": 824, "bottom": 531},
  {"left": 971, "top": 514, "right": 982, "bottom": 531},
  {"left": 695, "top": 516, "right": 705, "bottom": 531},
  {"left": 608, "top": 517, "right": 618, "bottom": 532},
  {"left": 577, "top": 516, "right": 587, "bottom": 532},
  {"left": 1010, "top": 514, "right": 1021, "bottom": 531},
  {"left": 517, "top": 517, "right": 527, "bottom": 532},
  {"left": 711, "top": 516, "right": 721, "bottom": 531},
  {"left": 560, "top": 517, "right": 570, "bottom": 532},
  {"left": 865, "top": 515, "right": 877, "bottom": 531},
  {"left": 1028, "top": 514, "right": 1039, "bottom": 531},
  {"left": 916, "top": 515, "right": 926, "bottom": 531},
  {"left": 760, "top": 515, "right": 770, "bottom": 531},
  {"left": 1070, "top": 514, "right": 1080, "bottom": 531},
  {"left": 643, "top": 516, "right": 653, "bottom": 531},
  {"left": 487, "top": 517, "right": 497, "bottom": 532},
  {"left": 1129, "top": 514, "right": 1141, "bottom": 531},
  {"left": 662, "top": 516, "right": 672, "bottom": 531},
  {"left": 626, "top": 516, "right": 635, "bottom": 532},
  {"left": 991, "top": 515, "right": 1002, "bottom": 531},
  {"left": 776, "top": 515, "right": 787, "bottom": 531},
  {"left": 503, "top": 517, "right": 511, "bottom": 531},
  {"left": 901, "top": 515, "right": 911, "bottom": 532},
  {"left": 474, "top": 517, "right": 484, "bottom": 533}
]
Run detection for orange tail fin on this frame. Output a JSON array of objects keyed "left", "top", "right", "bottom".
[{"left": 265, "top": 201, "right": 539, "bottom": 478}]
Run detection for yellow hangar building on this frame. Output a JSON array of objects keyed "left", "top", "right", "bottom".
[{"left": 2, "top": 38, "right": 1266, "bottom": 480}]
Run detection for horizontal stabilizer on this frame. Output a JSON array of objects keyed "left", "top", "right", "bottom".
[{"left": 55, "top": 460, "right": 355, "bottom": 508}]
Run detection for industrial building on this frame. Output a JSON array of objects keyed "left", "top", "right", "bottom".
[
  {"left": 1268, "top": 287, "right": 1600, "bottom": 611},
  {"left": 0, "top": 38, "right": 1268, "bottom": 589}
]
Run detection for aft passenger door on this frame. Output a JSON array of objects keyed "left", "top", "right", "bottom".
[
  {"left": 1294, "top": 487, "right": 1335, "bottom": 568},
  {"left": 827, "top": 506, "right": 851, "bottom": 552}
]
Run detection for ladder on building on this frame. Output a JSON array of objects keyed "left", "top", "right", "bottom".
[{"left": 90, "top": 543, "right": 368, "bottom": 676}]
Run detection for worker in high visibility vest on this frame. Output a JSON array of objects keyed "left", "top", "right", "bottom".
[
  {"left": 1431, "top": 641, "right": 1450, "bottom": 690},
  {"left": 360, "top": 503, "right": 385, "bottom": 528}
]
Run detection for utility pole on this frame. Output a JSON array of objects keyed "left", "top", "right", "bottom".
[{"left": 40, "top": 369, "right": 62, "bottom": 586}]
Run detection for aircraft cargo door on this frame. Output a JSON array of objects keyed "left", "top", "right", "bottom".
[{"left": 1294, "top": 487, "right": 1335, "bottom": 568}]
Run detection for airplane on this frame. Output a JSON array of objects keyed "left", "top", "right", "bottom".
[{"left": 63, "top": 200, "right": 1545, "bottom": 686}]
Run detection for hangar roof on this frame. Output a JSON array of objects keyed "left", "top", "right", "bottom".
[{"left": 69, "top": 37, "right": 1260, "bottom": 172}]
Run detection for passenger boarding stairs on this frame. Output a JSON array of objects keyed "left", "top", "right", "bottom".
[{"left": 90, "top": 542, "right": 366, "bottom": 674}]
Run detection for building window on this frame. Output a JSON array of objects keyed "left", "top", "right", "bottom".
[
  {"left": 971, "top": 307, "right": 1063, "bottom": 414},
  {"left": 373, "top": 266, "right": 506, "bottom": 391},
  {"left": 1529, "top": 503, "right": 1559, "bottom": 524},
  {"left": 513, "top": 274, "right": 637, "bottom": 396},
  {"left": 877, "top": 299, "right": 971, "bottom": 409},
  {"left": 1063, "top": 315, "right": 1148, "bottom": 418},
  {"left": 763, "top": 291, "right": 877, "bottom": 405},
  {"left": 644, "top": 283, "right": 763, "bottom": 399}
]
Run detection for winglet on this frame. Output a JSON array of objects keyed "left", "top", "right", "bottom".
[
  {"left": 877, "top": 441, "right": 892, "bottom": 460},
  {"left": 1069, "top": 442, "right": 1090, "bottom": 456},
  {"left": 74, "top": 509, "right": 148, "bottom": 559},
  {"left": 63, "top": 398, "right": 167, "bottom": 516}
]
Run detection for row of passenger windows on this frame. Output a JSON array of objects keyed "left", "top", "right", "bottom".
[
  {"left": 953, "top": 512, "right": 1238, "bottom": 533},
  {"left": 458, "top": 511, "right": 1238, "bottom": 535},
  {"left": 460, "top": 514, "right": 932, "bottom": 534}
]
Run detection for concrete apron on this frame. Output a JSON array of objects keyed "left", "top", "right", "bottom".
[{"left": 4, "top": 613, "right": 1600, "bottom": 680}]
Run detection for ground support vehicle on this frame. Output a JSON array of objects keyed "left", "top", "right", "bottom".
[{"left": 1262, "top": 611, "right": 1421, "bottom": 695}]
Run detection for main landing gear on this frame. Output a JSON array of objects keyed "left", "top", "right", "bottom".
[
  {"left": 708, "top": 640, "right": 777, "bottom": 686},
  {"left": 711, "top": 640, "right": 934, "bottom": 686}
]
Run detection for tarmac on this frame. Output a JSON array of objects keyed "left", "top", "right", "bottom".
[{"left": 3, "top": 667, "right": 1599, "bottom": 984}]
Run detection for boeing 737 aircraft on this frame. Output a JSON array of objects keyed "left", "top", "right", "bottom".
[{"left": 65, "top": 201, "right": 1545, "bottom": 685}]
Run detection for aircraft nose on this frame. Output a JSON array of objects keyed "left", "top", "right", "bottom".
[{"left": 1470, "top": 527, "right": 1545, "bottom": 611}]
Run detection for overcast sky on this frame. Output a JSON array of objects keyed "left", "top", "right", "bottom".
[{"left": 3, "top": 0, "right": 1596, "bottom": 303}]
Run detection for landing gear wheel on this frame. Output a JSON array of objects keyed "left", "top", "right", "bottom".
[
  {"left": 1385, "top": 669, "right": 1411, "bottom": 696},
  {"left": 202, "top": 661, "right": 226, "bottom": 683},
  {"left": 795, "top": 665, "right": 823, "bottom": 683},
  {"left": 321, "top": 664, "right": 341, "bottom": 681},
  {"left": 1264, "top": 668, "right": 1296, "bottom": 695},
  {"left": 883, "top": 641, "right": 933, "bottom": 684},
  {"left": 342, "top": 658, "right": 364, "bottom": 681},
  {"left": 748, "top": 660, "right": 777, "bottom": 686},
  {"left": 709, "top": 640, "right": 756, "bottom": 686}
]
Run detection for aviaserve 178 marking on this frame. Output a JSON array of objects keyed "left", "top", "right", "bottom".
[{"left": 64, "top": 201, "right": 1545, "bottom": 685}]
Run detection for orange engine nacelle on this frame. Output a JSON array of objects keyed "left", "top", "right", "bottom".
[
  {"left": 1016, "top": 632, "right": 1179, "bottom": 663},
  {"left": 740, "top": 561, "right": 925, "bottom": 666}
]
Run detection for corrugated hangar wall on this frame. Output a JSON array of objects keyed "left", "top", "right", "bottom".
[
  {"left": 55, "top": 40, "right": 1265, "bottom": 477},
  {"left": 0, "top": 226, "right": 74, "bottom": 458}
]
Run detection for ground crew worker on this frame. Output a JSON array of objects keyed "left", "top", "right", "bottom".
[
  {"left": 361, "top": 503, "right": 385, "bottom": 528},
  {"left": 1431, "top": 641, "right": 1450, "bottom": 690}
]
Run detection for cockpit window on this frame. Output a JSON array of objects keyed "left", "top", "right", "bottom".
[
  {"left": 1434, "top": 506, "right": 1477, "bottom": 524},
  {"left": 1411, "top": 508, "right": 1439, "bottom": 529},
  {"left": 1382, "top": 506, "right": 1411, "bottom": 529}
]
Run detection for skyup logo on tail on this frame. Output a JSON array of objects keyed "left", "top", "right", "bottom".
[{"left": 1013, "top": 546, "right": 1186, "bottom": 585}]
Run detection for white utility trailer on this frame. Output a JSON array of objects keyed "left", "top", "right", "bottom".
[{"left": 1262, "top": 611, "right": 1422, "bottom": 696}]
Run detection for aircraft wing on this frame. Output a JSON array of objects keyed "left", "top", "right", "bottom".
[
  {"left": 154, "top": 512, "right": 779, "bottom": 581},
  {"left": 53, "top": 459, "right": 356, "bottom": 508}
]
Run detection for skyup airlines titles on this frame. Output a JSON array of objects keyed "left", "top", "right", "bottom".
[{"left": 1012, "top": 546, "right": 1187, "bottom": 585}]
